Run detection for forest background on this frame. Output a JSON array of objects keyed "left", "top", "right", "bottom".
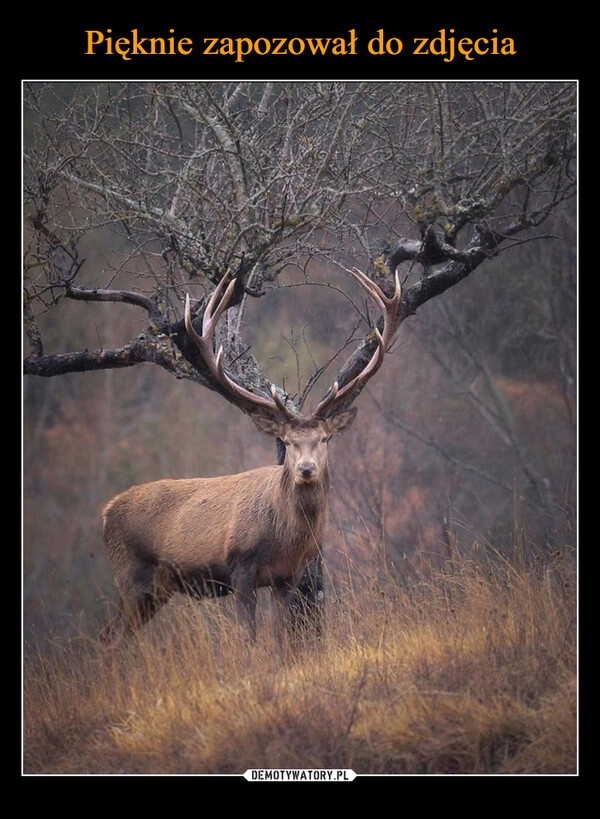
[{"left": 23, "top": 81, "right": 576, "bottom": 637}]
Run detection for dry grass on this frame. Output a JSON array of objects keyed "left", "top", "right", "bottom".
[{"left": 22, "top": 543, "right": 577, "bottom": 776}]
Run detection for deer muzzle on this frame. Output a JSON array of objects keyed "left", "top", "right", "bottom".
[{"left": 296, "top": 461, "right": 318, "bottom": 484}]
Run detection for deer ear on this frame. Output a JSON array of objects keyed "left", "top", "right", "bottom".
[
  {"left": 326, "top": 406, "right": 358, "bottom": 435},
  {"left": 251, "top": 414, "right": 285, "bottom": 438}
]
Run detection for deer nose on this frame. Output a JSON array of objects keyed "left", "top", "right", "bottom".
[{"left": 298, "top": 461, "right": 316, "bottom": 480}]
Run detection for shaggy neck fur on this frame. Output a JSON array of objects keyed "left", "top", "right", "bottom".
[{"left": 274, "top": 462, "right": 330, "bottom": 549}]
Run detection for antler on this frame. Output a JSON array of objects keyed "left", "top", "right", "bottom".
[
  {"left": 185, "top": 267, "right": 401, "bottom": 422},
  {"left": 312, "top": 267, "right": 401, "bottom": 418},
  {"left": 185, "top": 273, "right": 296, "bottom": 420}
]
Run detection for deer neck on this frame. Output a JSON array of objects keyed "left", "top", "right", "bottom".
[{"left": 277, "top": 463, "right": 330, "bottom": 520}]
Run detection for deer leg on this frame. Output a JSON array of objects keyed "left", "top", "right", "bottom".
[
  {"left": 271, "top": 580, "right": 297, "bottom": 646},
  {"left": 231, "top": 567, "right": 258, "bottom": 641},
  {"left": 100, "top": 590, "right": 168, "bottom": 644},
  {"left": 100, "top": 563, "right": 173, "bottom": 644}
]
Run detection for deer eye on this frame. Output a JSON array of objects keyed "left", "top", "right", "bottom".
[{"left": 321, "top": 436, "right": 331, "bottom": 444}]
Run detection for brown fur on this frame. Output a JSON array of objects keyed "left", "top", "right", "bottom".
[{"left": 100, "top": 410, "right": 356, "bottom": 643}]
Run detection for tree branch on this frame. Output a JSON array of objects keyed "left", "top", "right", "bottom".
[
  {"left": 23, "top": 337, "right": 182, "bottom": 378},
  {"left": 65, "top": 286, "right": 156, "bottom": 314}
]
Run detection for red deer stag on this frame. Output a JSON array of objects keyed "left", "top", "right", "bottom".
[{"left": 100, "top": 267, "right": 401, "bottom": 643}]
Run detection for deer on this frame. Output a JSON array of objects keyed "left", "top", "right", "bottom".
[{"left": 100, "top": 267, "right": 401, "bottom": 644}]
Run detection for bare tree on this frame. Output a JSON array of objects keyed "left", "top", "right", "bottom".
[{"left": 23, "top": 81, "right": 577, "bottom": 628}]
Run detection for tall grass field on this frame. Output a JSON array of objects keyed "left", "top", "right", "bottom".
[{"left": 23, "top": 540, "right": 576, "bottom": 776}]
